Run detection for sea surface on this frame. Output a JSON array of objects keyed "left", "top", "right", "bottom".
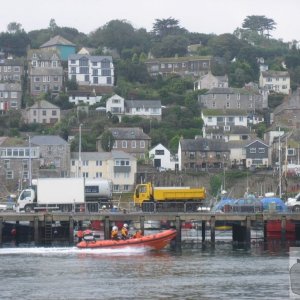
[{"left": 0, "top": 229, "right": 297, "bottom": 300}]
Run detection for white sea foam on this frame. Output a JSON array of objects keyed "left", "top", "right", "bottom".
[{"left": 0, "top": 246, "right": 149, "bottom": 256}]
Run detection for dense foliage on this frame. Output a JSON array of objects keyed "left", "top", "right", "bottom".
[{"left": 0, "top": 16, "right": 299, "bottom": 152}]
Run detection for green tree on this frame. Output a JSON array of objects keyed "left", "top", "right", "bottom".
[
  {"left": 242, "top": 15, "right": 276, "bottom": 38},
  {"left": 7, "top": 22, "right": 22, "bottom": 33},
  {"left": 100, "top": 131, "right": 115, "bottom": 152},
  {"left": 151, "top": 18, "right": 187, "bottom": 40}
]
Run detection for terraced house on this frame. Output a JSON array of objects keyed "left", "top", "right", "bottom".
[
  {"left": 27, "top": 49, "right": 64, "bottom": 96},
  {"left": 145, "top": 56, "right": 212, "bottom": 78}
]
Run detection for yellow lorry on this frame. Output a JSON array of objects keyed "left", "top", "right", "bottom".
[{"left": 133, "top": 182, "right": 206, "bottom": 212}]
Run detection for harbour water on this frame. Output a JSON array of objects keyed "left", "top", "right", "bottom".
[{"left": 0, "top": 235, "right": 293, "bottom": 300}]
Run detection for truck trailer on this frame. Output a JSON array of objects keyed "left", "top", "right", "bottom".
[
  {"left": 17, "top": 177, "right": 113, "bottom": 212},
  {"left": 133, "top": 182, "right": 206, "bottom": 212},
  {"left": 17, "top": 178, "right": 85, "bottom": 212}
]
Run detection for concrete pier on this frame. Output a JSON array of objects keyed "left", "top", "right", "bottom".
[{"left": 0, "top": 212, "right": 299, "bottom": 248}]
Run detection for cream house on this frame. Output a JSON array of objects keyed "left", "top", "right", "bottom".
[
  {"left": 259, "top": 70, "right": 290, "bottom": 94},
  {"left": 25, "top": 100, "right": 60, "bottom": 124},
  {"left": 70, "top": 150, "right": 137, "bottom": 192}
]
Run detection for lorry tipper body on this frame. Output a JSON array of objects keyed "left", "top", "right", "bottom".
[
  {"left": 133, "top": 182, "right": 206, "bottom": 212},
  {"left": 17, "top": 177, "right": 113, "bottom": 212}
]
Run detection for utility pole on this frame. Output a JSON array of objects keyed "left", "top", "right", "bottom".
[
  {"left": 78, "top": 124, "right": 82, "bottom": 178},
  {"left": 28, "top": 135, "right": 32, "bottom": 186}
]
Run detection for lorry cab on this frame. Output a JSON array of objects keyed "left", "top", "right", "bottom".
[
  {"left": 134, "top": 184, "right": 150, "bottom": 206},
  {"left": 17, "top": 188, "right": 36, "bottom": 211}
]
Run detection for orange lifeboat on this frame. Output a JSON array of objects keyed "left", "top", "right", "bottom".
[{"left": 76, "top": 229, "right": 177, "bottom": 251}]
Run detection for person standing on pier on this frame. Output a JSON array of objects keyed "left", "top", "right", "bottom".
[{"left": 111, "top": 226, "right": 119, "bottom": 240}]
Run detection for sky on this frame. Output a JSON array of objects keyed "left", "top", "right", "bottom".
[{"left": 1, "top": 0, "right": 299, "bottom": 42}]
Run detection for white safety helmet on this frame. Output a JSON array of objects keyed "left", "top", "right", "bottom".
[
  {"left": 123, "top": 223, "right": 128, "bottom": 228},
  {"left": 112, "top": 226, "right": 118, "bottom": 231}
]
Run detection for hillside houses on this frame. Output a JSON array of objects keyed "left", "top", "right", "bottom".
[
  {"left": 199, "top": 87, "right": 267, "bottom": 112},
  {"left": 106, "top": 94, "right": 162, "bottom": 121}
]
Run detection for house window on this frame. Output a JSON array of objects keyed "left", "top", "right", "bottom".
[
  {"left": 71, "top": 160, "right": 75, "bottom": 166},
  {"left": 226, "top": 102, "right": 230, "bottom": 108},
  {"left": 250, "top": 148, "right": 256, "bottom": 153},
  {"left": 70, "top": 59, "right": 76, "bottom": 64},
  {"left": 113, "top": 141, "right": 117, "bottom": 148},
  {"left": 83, "top": 160, "right": 89, "bottom": 166},
  {"left": 161, "top": 64, "right": 165, "bottom": 69},
  {"left": 212, "top": 101, "right": 216, "bottom": 108},
  {"left": 237, "top": 102, "right": 241, "bottom": 108},
  {"left": 123, "top": 185, "right": 129, "bottom": 191},
  {"left": 96, "top": 172, "right": 102, "bottom": 178},
  {"left": 92, "top": 69, "right": 98, "bottom": 76},
  {"left": 71, "top": 67, "right": 76, "bottom": 74},
  {"left": 83, "top": 172, "right": 89, "bottom": 178},
  {"left": 52, "top": 110, "right": 57, "bottom": 116},
  {"left": 53, "top": 76, "right": 59, "bottom": 82},
  {"left": 107, "top": 77, "right": 112, "bottom": 84},
  {"left": 287, "top": 148, "right": 295, "bottom": 156},
  {"left": 113, "top": 185, "right": 119, "bottom": 192},
  {"left": 226, "top": 94, "right": 230, "bottom": 100},
  {"left": 212, "top": 94, "right": 216, "bottom": 99},
  {"left": 42, "top": 110, "right": 46, "bottom": 116},
  {"left": 131, "top": 141, "right": 136, "bottom": 148},
  {"left": 96, "top": 160, "right": 102, "bottom": 166},
  {"left": 115, "top": 159, "right": 130, "bottom": 166},
  {"left": 140, "top": 141, "right": 145, "bottom": 148},
  {"left": 23, "top": 171, "right": 29, "bottom": 179},
  {"left": 84, "top": 75, "right": 89, "bottom": 82},
  {"left": 6, "top": 170, "right": 13, "bottom": 179},
  {"left": 237, "top": 93, "right": 240, "bottom": 100},
  {"left": 208, "top": 117, "right": 213, "bottom": 122},
  {"left": 102, "top": 69, "right": 111, "bottom": 76},
  {"left": 4, "top": 159, "right": 10, "bottom": 169},
  {"left": 101, "top": 60, "right": 110, "bottom": 68},
  {"left": 92, "top": 62, "right": 97, "bottom": 66},
  {"left": 79, "top": 58, "right": 88, "bottom": 66},
  {"left": 189, "top": 152, "right": 195, "bottom": 159},
  {"left": 155, "top": 149, "right": 164, "bottom": 155},
  {"left": 93, "top": 77, "right": 98, "bottom": 84},
  {"left": 239, "top": 116, "right": 244, "bottom": 122},
  {"left": 80, "top": 67, "right": 89, "bottom": 74},
  {"left": 122, "top": 141, "right": 127, "bottom": 148}
]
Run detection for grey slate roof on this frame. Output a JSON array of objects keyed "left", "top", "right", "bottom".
[
  {"left": 30, "top": 68, "right": 63, "bottom": 76},
  {"left": 261, "top": 70, "right": 289, "bottom": 77},
  {"left": 31, "top": 135, "right": 68, "bottom": 145},
  {"left": 68, "top": 54, "right": 113, "bottom": 63},
  {"left": 27, "top": 49, "right": 60, "bottom": 60},
  {"left": 180, "top": 138, "right": 229, "bottom": 151},
  {"left": 205, "top": 125, "right": 250, "bottom": 134},
  {"left": 29, "top": 100, "right": 60, "bottom": 109},
  {"left": 71, "top": 150, "right": 135, "bottom": 160},
  {"left": 40, "top": 35, "right": 76, "bottom": 47},
  {"left": 125, "top": 100, "right": 161, "bottom": 108},
  {"left": 108, "top": 127, "right": 151, "bottom": 140}
]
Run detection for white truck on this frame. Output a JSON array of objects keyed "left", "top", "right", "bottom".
[
  {"left": 17, "top": 178, "right": 85, "bottom": 212},
  {"left": 287, "top": 192, "right": 300, "bottom": 212}
]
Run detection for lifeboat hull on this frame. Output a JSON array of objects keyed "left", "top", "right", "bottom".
[{"left": 76, "top": 229, "right": 177, "bottom": 250}]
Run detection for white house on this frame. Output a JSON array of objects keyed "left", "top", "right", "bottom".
[
  {"left": 259, "top": 70, "right": 290, "bottom": 95},
  {"left": 149, "top": 143, "right": 178, "bottom": 171},
  {"left": 68, "top": 90, "right": 102, "bottom": 105},
  {"left": 106, "top": 94, "right": 125, "bottom": 115},
  {"left": 68, "top": 54, "right": 114, "bottom": 86},
  {"left": 106, "top": 94, "right": 162, "bottom": 121}
]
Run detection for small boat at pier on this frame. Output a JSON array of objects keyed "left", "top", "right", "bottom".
[{"left": 76, "top": 229, "right": 177, "bottom": 250}]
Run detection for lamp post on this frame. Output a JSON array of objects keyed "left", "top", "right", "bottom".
[
  {"left": 28, "top": 135, "right": 32, "bottom": 186},
  {"left": 223, "top": 154, "right": 226, "bottom": 192},
  {"left": 78, "top": 124, "right": 82, "bottom": 178}
]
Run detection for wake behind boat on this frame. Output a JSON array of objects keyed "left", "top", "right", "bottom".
[{"left": 76, "top": 229, "right": 177, "bottom": 251}]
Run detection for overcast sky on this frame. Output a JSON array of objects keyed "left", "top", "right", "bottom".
[{"left": 1, "top": 0, "right": 299, "bottom": 42}]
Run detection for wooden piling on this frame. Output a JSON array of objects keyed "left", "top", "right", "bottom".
[
  {"left": 202, "top": 221, "right": 206, "bottom": 242},
  {"left": 0, "top": 217, "right": 3, "bottom": 245},
  {"left": 281, "top": 216, "right": 286, "bottom": 243},
  {"left": 69, "top": 216, "right": 74, "bottom": 245},
  {"left": 210, "top": 216, "right": 215, "bottom": 245},
  {"left": 175, "top": 216, "right": 181, "bottom": 251},
  {"left": 140, "top": 215, "right": 145, "bottom": 235},
  {"left": 246, "top": 216, "right": 251, "bottom": 244},
  {"left": 34, "top": 217, "right": 39, "bottom": 245},
  {"left": 104, "top": 216, "right": 110, "bottom": 240}
]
